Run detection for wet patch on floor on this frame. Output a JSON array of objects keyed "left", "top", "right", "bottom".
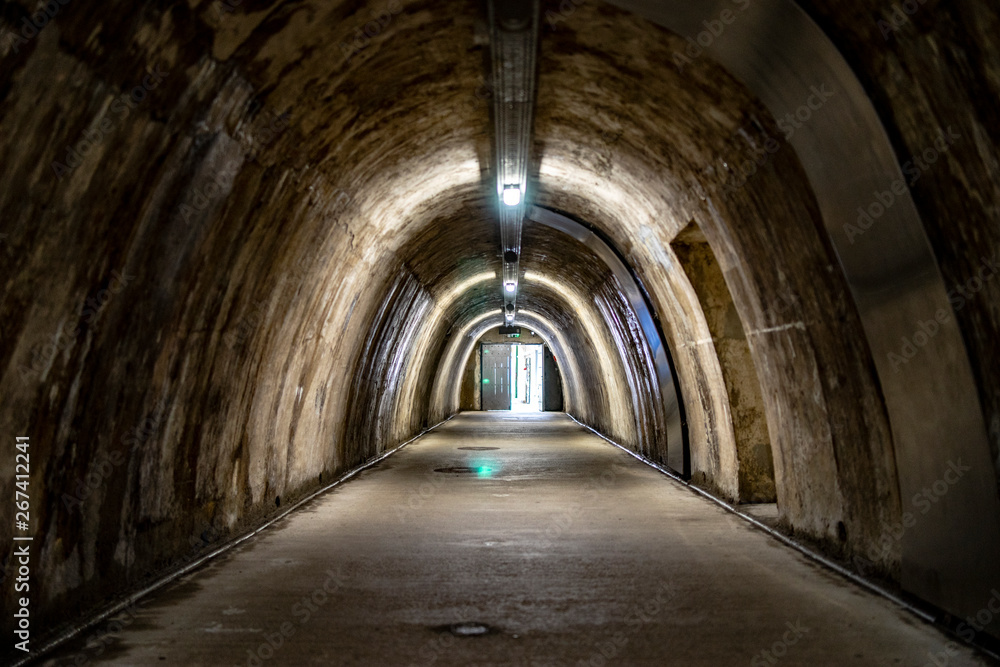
[
  {"left": 434, "top": 466, "right": 488, "bottom": 474},
  {"left": 434, "top": 621, "right": 500, "bottom": 637}
]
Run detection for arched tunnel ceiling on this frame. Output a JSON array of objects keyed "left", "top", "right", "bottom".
[{"left": 2, "top": 0, "right": 1000, "bottom": 647}]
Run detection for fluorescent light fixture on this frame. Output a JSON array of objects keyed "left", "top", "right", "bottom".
[
  {"left": 505, "top": 282, "right": 516, "bottom": 293},
  {"left": 502, "top": 185, "right": 521, "bottom": 206}
]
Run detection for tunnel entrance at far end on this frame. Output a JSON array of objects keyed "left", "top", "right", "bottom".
[
  {"left": 481, "top": 342, "right": 544, "bottom": 411},
  {"left": 465, "top": 326, "right": 563, "bottom": 412}
]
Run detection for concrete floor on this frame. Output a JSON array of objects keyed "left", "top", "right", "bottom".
[{"left": 40, "top": 413, "right": 994, "bottom": 666}]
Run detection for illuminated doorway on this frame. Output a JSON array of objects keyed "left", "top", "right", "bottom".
[
  {"left": 480, "top": 342, "right": 545, "bottom": 411},
  {"left": 510, "top": 343, "right": 544, "bottom": 412}
]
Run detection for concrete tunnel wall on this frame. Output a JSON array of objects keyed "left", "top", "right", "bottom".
[
  {"left": 532, "top": 4, "right": 901, "bottom": 565},
  {"left": 430, "top": 220, "right": 671, "bottom": 460},
  {"left": 1, "top": 0, "right": 999, "bottom": 643}
]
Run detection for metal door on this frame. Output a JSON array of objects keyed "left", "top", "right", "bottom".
[
  {"left": 481, "top": 343, "right": 511, "bottom": 410},
  {"left": 542, "top": 345, "right": 563, "bottom": 411}
]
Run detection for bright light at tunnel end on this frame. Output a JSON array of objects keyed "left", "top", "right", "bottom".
[{"left": 502, "top": 185, "right": 522, "bottom": 207}]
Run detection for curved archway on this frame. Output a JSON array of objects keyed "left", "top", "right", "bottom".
[{"left": 2, "top": 0, "right": 999, "bottom": 644}]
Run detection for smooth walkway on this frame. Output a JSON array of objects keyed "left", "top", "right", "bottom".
[{"left": 41, "top": 413, "right": 992, "bottom": 666}]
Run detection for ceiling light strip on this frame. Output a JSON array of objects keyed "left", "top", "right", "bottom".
[{"left": 487, "top": 0, "right": 540, "bottom": 322}]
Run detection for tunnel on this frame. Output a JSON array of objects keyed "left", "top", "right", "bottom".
[{"left": 2, "top": 0, "right": 1000, "bottom": 663}]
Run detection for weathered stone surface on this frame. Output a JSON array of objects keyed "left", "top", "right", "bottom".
[
  {"left": 0, "top": 0, "right": 998, "bottom": 649},
  {"left": 532, "top": 1, "right": 899, "bottom": 568},
  {"left": 796, "top": 0, "right": 1000, "bottom": 503},
  {"left": 671, "top": 223, "right": 775, "bottom": 503},
  {"left": 0, "top": 0, "right": 499, "bottom": 638}
]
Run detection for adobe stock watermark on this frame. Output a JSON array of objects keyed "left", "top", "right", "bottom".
[
  {"left": 178, "top": 162, "right": 240, "bottom": 226},
  {"left": 60, "top": 599, "right": 149, "bottom": 663},
  {"left": 338, "top": 0, "right": 403, "bottom": 62},
  {"left": 233, "top": 101, "right": 291, "bottom": 166},
  {"left": 887, "top": 252, "right": 999, "bottom": 373},
  {"left": 717, "top": 125, "right": 781, "bottom": 195},
  {"left": 60, "top": 400, "right": 167, "bottom": 512},
  {"left": 923, "top": 589, "right": 1000, "bottom": 666},
  {"left": 844, "top": 126, "right": 960, "bottom": 244},
  {"left": 672, "top": 0, "right": 754, "bottom": 73},
  {"left": 539, "top": 462, "right": 631, "bottom": 549},
  {"left": 775, "top": 85, "right": 835, "bottom": 140},
  {"left": 577, "top": 580, "right": 674, "bottom": 666},
  {"left": 545, "top": 0, "right": 587, "bottom": 30},
  {"left": 0, "top": 0, "right": 73, "bottom": 54},
  {"left": 852, "top": 459, "right": 971, "bottom": 576},
  {"left": 878, "top": 0, "right": 930, "bottom": 40},
  {"left": 763, "top": 290, "right": 800, "bottom": 323},
  {"left": 239, "top": 567, "right": 348, "bottom": 666},
  {"left": 954, "top": 589, "right": 1000, "bottom": 646},
  {"left": 719, "top": 84, "right": 834, "bottom": 194},
  {"left": 51, "top": 64, "right": 169, "bottom": 179},
  {"left": 750, "top": 620, "right": 810, "bottom": 666},
  {"left": 17, "top": 267, "right": 135, "bottom": 383},
  {"left": 225, "top": 214, "right": 349, "bottom": 351},
  {"left": 396, "top": 467, "right": 448, "bottom": 522},
  {"left": 176, "top": 102, "right": 292, "bottom": 227},
  {"left": 470, "top": 73, "right": 496, "bottom": 109},
  {"left": 61, "top": 518, "right": 229, "bottom": 665}
]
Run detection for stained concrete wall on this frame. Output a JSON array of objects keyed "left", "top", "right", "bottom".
[
  {"left": 532, "top": 3, "right": 900, "bottom": 568},
  {"left": 796, "top": 0, "right": 1000, "bottom": 498},
  {"left": 0, "top": 0, "right": 501, "bottom": 638},
  {"left": 0, "top": 0, "right": 998, "bottom": 646},
  {"left": 671, "top": 223, "right": 775, "bottom": 503}
]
